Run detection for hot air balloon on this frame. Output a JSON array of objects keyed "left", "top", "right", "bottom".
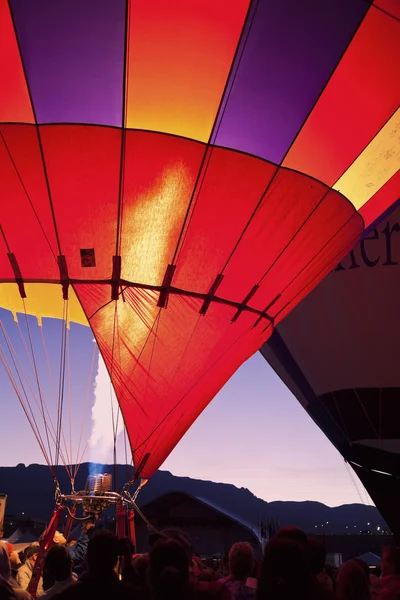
[
  {"left": 261, "top": 200, "right": 400, "bottom": 536},
  {"left": 0, "top": 0, "right": 399, "bottom": 527}
]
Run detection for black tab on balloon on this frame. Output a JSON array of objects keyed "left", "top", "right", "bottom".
[
  {"left": 231, "top": 285, "right": 259, "bottom": 323},
  {"left": 158, "top": 264, "right": 176, "bottom": 308},
  {"left": 134, "top": 453, "right": 151, "bottom": 479},
  {"left": 7, "top": 253, "right": 26, "bottom": 299},
  {"left": 111, "top": 255, "right": 121, "bottom": 301},
  {"left": 253, "top": 293, "right": 281, "bottom": 328},
  {"left": 58, "top": 255, "right": 69, "bottom": 300},
  {"left": 199, "top": 273, "right": 224, "bottom": 315},
  {"left": 80, "top": 248, "right": 96, "bottom": 268}
]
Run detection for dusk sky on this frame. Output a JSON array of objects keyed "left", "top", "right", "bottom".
[{"left": 0, "top": 308, "right": 372, "bottom": 508}]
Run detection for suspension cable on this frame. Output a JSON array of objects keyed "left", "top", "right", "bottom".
[
  {"left": 22, "top": 300, "right": 54, "bottom": 466},
  {"left": 39, "top": 321, "right": 73, "bottom": 480},
  {"left": 74, "top": 343, "right": 98, "bottom": 482},
  {"left": 0, "top": 323, "right": 56, "bottom": 476},
  {"left": 55, "top": 300, "right": 69, "bottom": 471}
]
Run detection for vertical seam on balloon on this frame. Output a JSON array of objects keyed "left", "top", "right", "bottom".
[
  {"left": 256, "top": 188, "right": 331, "bottom": 287},
  {"left": 148, "top": 311, "right": 202, "bottom": 452},
  {"left": 170, "top": 0, "right": 259, "bottom": 267},
  {"left": 115, "top": 0, "right": 130, "bottom": 257},
  {"left": 0, "top": 129, "right": 58, "bottom": 263},
  {"left": 217, "top": 3, "right": 372, "bottom": 279},
  {"left": 279, "top": 5, "right": 371, "bottom": 168},
  {"left": 364, "top": 0, "right": 400, "bottom": 21},
  {"left": 134, "top": 322, "right": 261, "bottom": 463},
  {"left": 272, "top": 216, "right": 364, "bottom": 323},
  {"left": 7, "top": 0, "right": 63, "bottom": 257}
]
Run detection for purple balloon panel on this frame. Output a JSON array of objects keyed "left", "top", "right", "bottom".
[
  {"left": 10, "top": 0, "right": 126, "bottom": 126},
  {"left": 214, "top": 0, "right": 368, "bottom": 164}
]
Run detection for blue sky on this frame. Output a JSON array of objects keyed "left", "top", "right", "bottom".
[{"left": 0, "top": 309, "right": 371, "bottom": 507}]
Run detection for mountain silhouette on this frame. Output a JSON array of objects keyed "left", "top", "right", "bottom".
[{"left": 0, "top": 463, "right": 387, "bottom": 534}]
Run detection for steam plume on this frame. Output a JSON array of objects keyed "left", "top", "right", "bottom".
[{"left": 88, "top": 351, "right": 124, "bottom": 466}]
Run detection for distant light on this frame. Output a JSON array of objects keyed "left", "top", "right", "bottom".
[
  {"left": 377, "top": 526, "right": 381, "bottom": 531},
  {"left": 326, "top": 522, "right": 329, "bottom": 524},
  {"left": 346, "top": 526, "right": 349, "bottom": 529},
  {"left": 22, "top": 512, "right": 24, "bottom": 515},
  {"left": 367, "top": 522, "right": 370, "bottom": 526},
  {"left": 315, "top": 525, "right": 317, "bottom": 528}
]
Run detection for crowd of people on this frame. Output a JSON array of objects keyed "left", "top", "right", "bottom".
[{"left": 0, "top": 523, "right": 399, "bottom": 600}]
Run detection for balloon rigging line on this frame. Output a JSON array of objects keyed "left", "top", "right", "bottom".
[
  {"left": 40, "top": 321, "right": 74, "bottom": 479},
  {"left": 74, "top": 343, "right": 98, "bottom": 482},
  {"left": 66, "top": 324, "right": 73, "bottom": 476},
  {"left": 0, "top": 322, "right": 57, "bottom": 475},
  {"left": 110, "top": 302, "right": 119, "bottom": 487},
  {"left": 148, "top": 312, "right": 202, "bottom": 447},
  {"left": 23, "top": 318, "right": 72, "bottom": 475},
  {"left": 22, "top": 300, "right": 54, "bottom": 466},
  {"left": 331, "top": 391, "right": 352, "bottom": 444},
  {"left": 2, "top": 320, "right": 60, "bottom": 458},
  {"left": 344, "top": 460, "right": 372, "bottom": 510},
  {"left": 136, "top": 322, "right": 256, "bottom": 456},
  {"left": 353, "top": 388, "right": 381, "bottom": 441},
  {"left": 11, "top": 318, "right": 72, "bottom": 475},
  {"left": 0, "top": 345, "right": 52, "bottom": 471},
  {"left": 55, "top": 300, "right": 69, "bottom": 473}
]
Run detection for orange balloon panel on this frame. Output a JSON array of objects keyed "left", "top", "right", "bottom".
[{"left": 125, "top": 0, "right": 250, "bottom": 141}]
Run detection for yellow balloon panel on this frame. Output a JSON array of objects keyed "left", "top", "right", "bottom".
[{"left": 0, "top": 283, "right": 88, "bottom": 327}]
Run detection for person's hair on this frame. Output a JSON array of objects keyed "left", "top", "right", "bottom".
[
  {"left": 130, "top": 554, "right": 149, "bottom": 587},
  {"left": 383, "top": 546, "right": 400, "bottom": 574},
  {"left": 44, "top": 545, "right": 72, "bottom": 582},
  {"left": 25, "top": 544, "right": 40, "bottom": 560},
  {"left": 86, "top": 530, "right": 120, "bottom": 574},
  {"left": 257, "top": 538, "right": 311, "bottom": 600},
  {"left": 353, "top": 558, "right": 369, "bottom": 580},
  {"left": 149, "top": 537, "right": 190, "bottom": 600},
  {"left": 336, "top": 560, "right": 370, "bottom": 600},
  {"left": 274, "top": 526, "right": 308, "bottom": 549},
  {"left": 229, "top": 542, "right": 254, "bottom": 580},
  {"left": 150, "top": 528, "right": 194, "bottom": 559},
  {"left": 0, "top": 577, "right": 18, "bottom": 600},
  {"left": 307, "top": 537, "right": 326, "bottom": 575}
]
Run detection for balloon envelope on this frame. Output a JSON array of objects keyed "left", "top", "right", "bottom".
[
  {"left": 262, "top": 201, "right": 400, "bottom": 534},
  {"left": 0, "top": 0, "right": 399, "bottom": 479}
]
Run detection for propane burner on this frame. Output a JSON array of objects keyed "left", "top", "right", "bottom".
[{"left": 85, "top": 473, "right": 113, "bottom": 495}]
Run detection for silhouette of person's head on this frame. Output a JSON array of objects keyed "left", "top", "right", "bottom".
[
  {"left": 86, "top": 530, "right": 120, "bottom": 576},
  {"left": 44, "top": 544, "right": 72, "bottom": 582},
  {"left": 274, "top": 526, "right": 308, "bottom": 549},
  {"left": 307, "top": 537, "right": 326, "bottom": 575},
  {"left": 257, "top": 538, "right": 311, "bottom": 600},
  {"left": 229, "top": 542, "right": 254, "bottom": 581},
  {"left": 149, "top": 537, "right": 190, "bottom": 599},
  {"left": 336, "top": 560, "right": 370, "bottom": 600}
]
